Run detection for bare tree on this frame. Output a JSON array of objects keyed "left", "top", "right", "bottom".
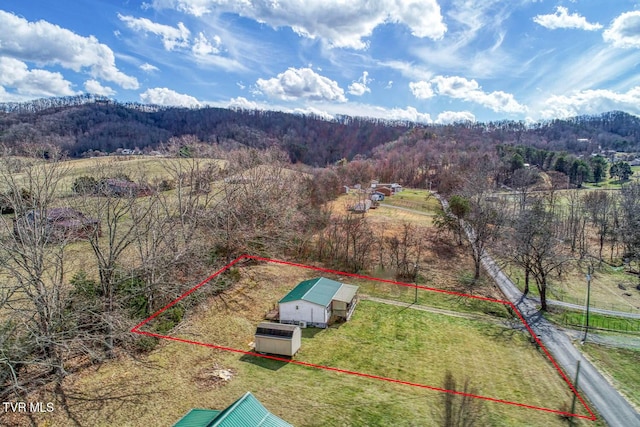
[
  {"left": 582, "top": 191, "right": 615, "bottom": 262},
  {"left": 464, "top": 198, "right": 504, "bottom": 282},
  {"left": 386, "top": 223, "right": 425, "bottom": 280},
  {"left": 513, "top": 200, "right": 566, "bottom": 311},
  {"left": 71, "top": 164, "right": 156, "bottom": 358},
  {"left": 0, "top": 153, "right": 74, "bottom": 397}
]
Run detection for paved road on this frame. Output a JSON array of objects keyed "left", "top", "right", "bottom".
[
  {"left": 432, "top": 192, "right": 639, "bottom": 426},
  {"left": 482, "top": 255, "right": 640, "bottom": 426}
]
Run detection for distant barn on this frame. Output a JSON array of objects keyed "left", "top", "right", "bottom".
[
  {"left": 13, "top": 208, "right": 101, "bottom": 241},
  {"left": 101, "top": 179, "right": 152, "bottom": 197}
]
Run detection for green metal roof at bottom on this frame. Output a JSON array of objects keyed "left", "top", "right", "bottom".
[{"left": 173, "top": 392, "right": 292, "bottom": 427}]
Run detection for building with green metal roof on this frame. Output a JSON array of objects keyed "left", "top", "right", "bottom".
[
  {"left": 278, "top": 277, "right": 359, "bottom": 328},
  {"left": 173, "top": 392, "right": 292, "bottom": 427}
]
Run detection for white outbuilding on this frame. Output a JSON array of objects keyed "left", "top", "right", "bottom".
[{"left": 278, "top": 277, "right": 359, "bottom": 328}]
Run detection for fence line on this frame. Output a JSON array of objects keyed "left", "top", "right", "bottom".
[{"left": 553, "top": 293, "right": 640, "bottom": 315}]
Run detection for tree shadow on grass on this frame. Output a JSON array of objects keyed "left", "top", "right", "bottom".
[
  {"left": 52, "top": 376, "right": 166, "bottom": 427},
  {"left": 239, "top": 354, "right": 290, "bottom": 371}
]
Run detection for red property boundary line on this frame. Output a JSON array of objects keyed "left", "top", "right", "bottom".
[{"left": 131, "top": 254, "right": 596, "bottom": 421}]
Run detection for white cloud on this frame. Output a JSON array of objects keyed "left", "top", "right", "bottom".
[
  {"left": 603, "top": 11, "right": 640, "bottom": 48},
  {"left": 379, "top": 60, "right": 433, "bottom": 81},
  {"left": 192, "top": 32, "right": 222, "bottom": 56},
  {"left": 435, "top": 111, "right": 476, "bottom": 124},
  {"left": 227, "top": 96, "right": 260, "bottom": 110},
  {"left": 539, "top": 86, "right": 640, "bottom": 119},
  {"left": 348, "top": 71, "right": 371, "bottom": 96},
  {"left": 385, "top": 106, "right": 432, "bottom": 123},
  {"left": 533, "top": 7, "right": 602, "bottom": 31},
  {"left": 118, "top": 14, "right": 190, "bottom": 51},
  {"left": 409, "top": 81, "right": 434, "bottom": 99},
  {"left": 0, "top": 11, "right": 138, "bottom": 89},
  {"left": 84, "top": 80, "right": 116, "bottom": 96},
  {"left": 256, "top": 68, "right": 347, "bottom": 102},
  {"left": 291, "top": 106, "right": 335, "bottom": 120},
  {"left": 140, "top": 63, "right": 159, "bottom": 72},
  {"left": 140, "top": 87, "right": 201, "bottom": 106},
  {"left": 430, "top": 75, "right": 527, "bottom": 113},
  {"left": 0, "top": 56, "right": 77, "bottom": 98},
  {"left": 151, "top": 0, "right": 446, "bottom": 49}
]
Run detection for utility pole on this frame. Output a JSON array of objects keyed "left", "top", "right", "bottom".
[
  {"left": 413, "top": 263, "right": 419, "bottom": 304},
  {"left": 569, "top": 360, "right": 582, "bottom": 426},
  {"left": 581, "top": 266, "right": 592, "bottom": 344}
]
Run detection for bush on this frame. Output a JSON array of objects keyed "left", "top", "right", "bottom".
[
  {"left": 70, "top": 270, "right": 100, "bottom": 298},
  {"left": 116, "top": 274, "right": 148, "bottom": 318},
  {"left": 157, "top": 179, "right": 175, "bottom": 192},
  {"left": 72, "top": 176, "right": 98, "bottom": 194},
  {"left": 154, "top": 305, "right": 185, "bottom": 334},
  {"left": 133, "top": 335, "right": 159, "bottom": 352}
]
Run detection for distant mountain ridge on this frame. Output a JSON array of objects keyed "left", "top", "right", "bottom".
[{"left": 1, "top": 95, "right": 639, "bottom": 164}]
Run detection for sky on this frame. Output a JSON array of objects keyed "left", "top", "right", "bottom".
[{"left": 2, "top": 1, "right": 640, "bottom": 124}]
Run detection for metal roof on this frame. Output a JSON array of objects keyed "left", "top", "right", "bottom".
[
  {"left": 173, "top": 409, "right": 221, "bottom": 427},
  {"left": 333, "top": 284, "right": 359, "bottom": 303},
  {"left": 257, "top": 322, "right": 299, "bottom": 331},
  {"left": 279, "top": 277, "right": 358, "bottom": 307},
  {"left": 208, "top": 392, "right": 292, "bottom": 427},
  {"left": 279, "top": 277, "right": 342, "bottom": 306},
  {"left": 173, "top": 393, "right": 291, "bottom": 427}
]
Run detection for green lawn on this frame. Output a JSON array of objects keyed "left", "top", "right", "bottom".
[
  {"left": 503, "top": 261, "right": 640, "bottom": 315},
  {"left": 381, "top": 188, "right": 441, "bottom": 213},
  {"left": 580, "top": 343, "right": 640, "bottom": 409},
  {"left": 544, "top": 308, "right": 640, "bottom": 334},
  {"left": 28, "top": 264, "right": 601, "bottom": 427}
]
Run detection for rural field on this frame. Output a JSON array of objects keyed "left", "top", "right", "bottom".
[
  {"left": 13, "top": 261, "right": 601, "bottom": 427},
  {"left": 2, "top": 156, "right": 630, "bottom": 426},
  {"left": 580, "top": 343, "right": 640, "bottom": 409}
]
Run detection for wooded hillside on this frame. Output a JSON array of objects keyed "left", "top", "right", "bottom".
[{"left": 2, "top": 96, "right": 640, "bottom": 165}]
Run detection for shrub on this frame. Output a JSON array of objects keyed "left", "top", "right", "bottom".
[{"left": 72, "top": 176, "right": 98, "bottom": 194}]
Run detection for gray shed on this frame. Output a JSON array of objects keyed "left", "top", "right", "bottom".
[{"left": 254, "top": 322, "right": 301, "bottom": 357}]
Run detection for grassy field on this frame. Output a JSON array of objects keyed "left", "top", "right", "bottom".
[
  {"left": 504, "top": 262, "right": 640, "bottom": 315},
  {"left": 580, "top": 343, "right": 640, "bottom": 409},
  {"left": 1, "top": 155, "right": 227, "bottom": 197},
  {"left": 379, "top": 188, "right": 440, "bottom": 213},
  {"left": 15, "top": 262, "right": 602, "bottom": 427},
  {"left": 581, "top": 165, "right": 640, "bottom": 190}
]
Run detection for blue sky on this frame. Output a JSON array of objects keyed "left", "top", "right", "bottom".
[{"left": 2, "top": 1, "right": 640, "bottom": 123}]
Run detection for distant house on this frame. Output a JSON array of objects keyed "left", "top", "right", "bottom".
[
  {"left": 351, "top": 199, "right": 372, "bottom": 213},
  {"left": 102, "top": 179, "right": 152, "bottom": 197},
  {"left": 371, "top": 181, "right": 403, "bottom": 194},
  {"left": 254, "top": 322, "right": 301, "bottom": 356},
  {"left": 13, "top": 208, "right": 100, "bottom": 241},
  {"left": 376, "top": 187, "right": 393, "bottom": 197},
  {"left": 370, "top": 191, "right": 385, "bottom": 201},
  {"left": 279, "top": 277, "right": 359, "bottom": 328},
  {"left": 173, "top": 392, "right": 292, "bottom": 427}
]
